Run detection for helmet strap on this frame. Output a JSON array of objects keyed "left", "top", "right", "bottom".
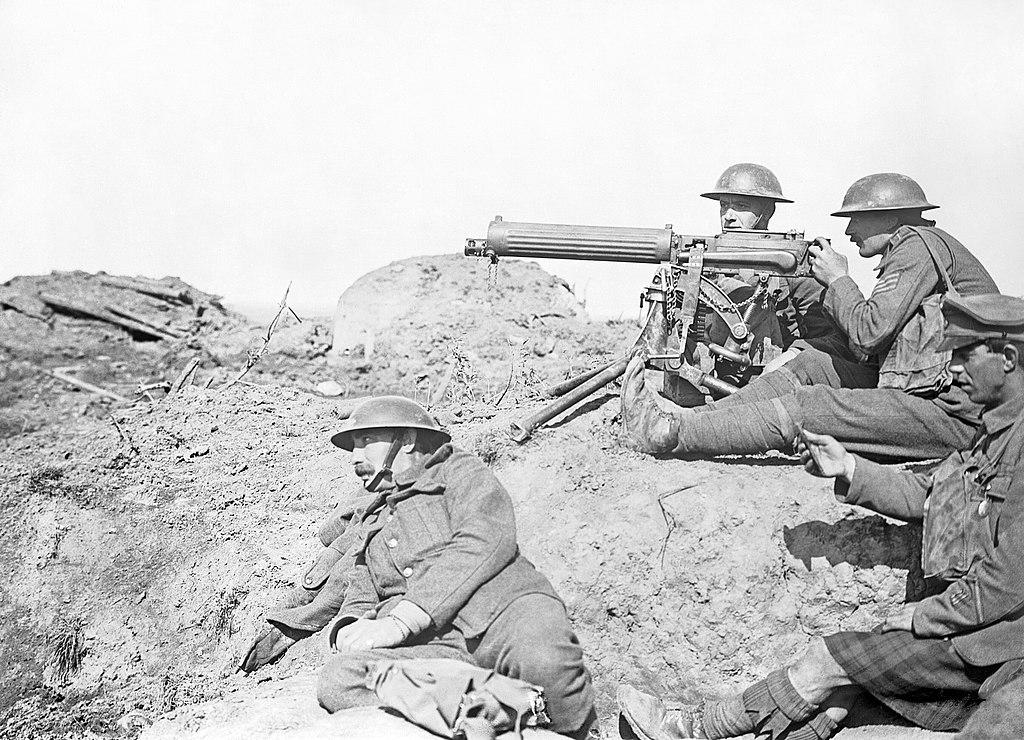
[{"left": 366, "top": 431, "right": 405, "bottom": 492}]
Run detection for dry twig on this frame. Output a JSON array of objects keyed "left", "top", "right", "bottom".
[
  {"left": 221, "top": 284, "right": 301, "bottom": 390},
  {"left": 657, "top": 482, "right": 700, "bottom": 568},
  {"left": 108, "top": 414, "right": 141, "bottom": 456}
]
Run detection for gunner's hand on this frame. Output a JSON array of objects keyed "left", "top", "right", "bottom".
[
  {"left": 795, "top": 428, "right": 856, "bottom": 482},
  {"left": 808, "top": 238, "right": 849, "bottom": 287},
  {"left": 880, "top": 603, "right": 917, "bottom": 633},
  {"left": 332, "top": 617, "right": 408, "bottom": 654}
]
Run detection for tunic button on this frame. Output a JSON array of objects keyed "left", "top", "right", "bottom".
[
  {"left": 388, "top": 538, "right": 398, "bottom": 548},
  {"left": 402, "top": 567, "right": 413, "bottom": 577}
]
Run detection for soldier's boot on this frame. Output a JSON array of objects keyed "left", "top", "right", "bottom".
[
  {"left": 619, "top": 353, "right": 688, "bottom": 454},
  {"left": 618, "top": 670, "right": 839, "bottom": 740}
]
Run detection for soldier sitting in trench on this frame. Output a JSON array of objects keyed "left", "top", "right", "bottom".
[
  {"left": 243, "top": 396, "right": 596, "bottom": 738},
  {"left": 617, "top": 293, "right": 1024, "bottom": 739}
]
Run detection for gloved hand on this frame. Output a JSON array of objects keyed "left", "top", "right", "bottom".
[{"left": 238, "top": 624, "right": 303, "bottom": 673}]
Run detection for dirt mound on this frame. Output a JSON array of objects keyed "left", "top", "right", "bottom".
[
  {"left": 325, "top": 254, "right": 632, "bottom": 401},
  {"left": 0, "top": 261, "right": 948, "bottom": 739}
]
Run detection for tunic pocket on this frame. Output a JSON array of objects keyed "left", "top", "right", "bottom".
[{"left": 922, "top": 461, "right": 1003, "bottom": 581}]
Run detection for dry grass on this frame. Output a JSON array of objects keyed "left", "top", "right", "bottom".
[{"left": 48, "top": 618, "right": 84, "bottom": 685}]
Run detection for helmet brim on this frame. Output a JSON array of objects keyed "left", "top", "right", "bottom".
[
  {"left": 831, "top": 203, "right": 939, "bottom": 217},
  {"left": 330, "top": 426, "right": 451, "bottom": 451},
  {"left": 700, "top": 191, "right": 793, "bottom": 204}
]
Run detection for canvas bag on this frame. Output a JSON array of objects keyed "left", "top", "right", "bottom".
[
  {"left": 366, "top": 658, "right": 549, "bottom": 740},
  {"left": 877, "top": 227, "right": 960, "bottom": 395}
]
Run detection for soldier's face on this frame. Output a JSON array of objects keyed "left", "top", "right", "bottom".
[
  {"left": 950, "top": 342, "right": 1013, "bottom": 406},
  {"left": 350, "top": 429, "right": 396, "bottom": 486},
  {"left": 844, "top": 212, "right": 897, "bottom": 258},
  {"left": 720, "top": 196, "right": 769, "bottom": 230}
]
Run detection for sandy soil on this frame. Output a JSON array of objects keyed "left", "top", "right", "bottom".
[{"left": 0, "top": 258, "right": 974, "bottom": 738}]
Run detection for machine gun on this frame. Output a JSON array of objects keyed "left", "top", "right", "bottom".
[{"left": 465, "top": 216, "right": 815, "bottom": 441}]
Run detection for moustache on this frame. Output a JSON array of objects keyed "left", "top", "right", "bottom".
[{"left": 353, "top": 462, "right": 376, "bottom": 477}]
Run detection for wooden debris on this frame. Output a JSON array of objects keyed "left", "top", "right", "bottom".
[
  {"left": 39, "top": 293, "right": 172, "bottom": 341},
  {"left": 97, "top": 275, "right": 193, "bottom": 303},
  {"left": 104, "top": 304, "right": 183, "bottom": 339},
  {"left": 0, "top": 288, "right": 51, "bottom": 320},
  {"left": 45, "top": 368, "right": 129, "bottom": 403},
  {"left": 169, "top": 358, "right": 201, "bottom": 395}
]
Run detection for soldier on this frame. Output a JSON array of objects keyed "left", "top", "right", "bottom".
[
  {"left": 306, "top": 396, "right": 596, "bottom": 737},
  {"left": 617, "top": 293, "right": 1024, "bottom": 739},
  {"left": 622, "top": 173, "right": 999, "bottom": 461},
  {"left": 701, "top": 163, "right": 839, "bottom": 347}
]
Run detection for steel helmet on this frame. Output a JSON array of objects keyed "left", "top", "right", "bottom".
[
  {"left": 831, "top": 173, "right": 938, "bottom": 216},
  {"left": 330, "top": 395, "right": 450, "bottom": 450},
  {"left": 700, "top": 163, "right": 792, "bottom": 203}
]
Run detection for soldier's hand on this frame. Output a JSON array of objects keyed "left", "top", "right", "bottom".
[
  {"left": 795, "top": 428, "right": 856, "bottom": 482},
  {"left": 238, "top": 625, "right": 298, "bottom": 673},
  {"left": 808, "top": 238, "right": 849, "bottom": 287},
  {"left": 332, "top": 616, "right": 407, "bottom": 654},
  {"left": 880, "top": 603, "right": 917, "bottom": 633}
]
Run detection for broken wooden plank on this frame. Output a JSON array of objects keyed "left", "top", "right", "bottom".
[
  {"left": 168, "top": 357, "right": 201, "bottom": 395},
  {"left": 39, "top": 292, "right": 170, "bottom": 341},
  {"left": 45, "top": 368, "right": 129, "bottom": 403},
  {"left": 104, "top": 305, "right": 183, "bottom": 339},
  {"left": 0, "top": 288, "right": 51, "bottom": 320},
  {"left": 97, "top": 275, "right": 193, "bottom": 304}
]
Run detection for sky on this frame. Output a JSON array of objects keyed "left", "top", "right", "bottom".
[{"left": 2, "top": 1, "right": 1022, "bottom": 320}]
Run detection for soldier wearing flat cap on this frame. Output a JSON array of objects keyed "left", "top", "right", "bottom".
[{"left": 617, "top": 293, "right": 1024, "bottom": 739}]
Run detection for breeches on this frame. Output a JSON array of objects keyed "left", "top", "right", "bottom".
[{"left": 316, "top": 593, "right": 595, "bottom": 734}]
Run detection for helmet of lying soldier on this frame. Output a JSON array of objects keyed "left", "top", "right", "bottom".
[
  {"left": 330, "top": 396, "right": 450, "bottom": 451},
  {"left": 701, "top": 163, "right": 792, "bottom": 231},
  {"left": 331, "top": 396, "right": 451, "bottom": 490}
]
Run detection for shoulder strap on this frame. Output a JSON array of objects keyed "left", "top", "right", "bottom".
[{"left": 901, "top": 226, "right": 960, "bottom": 298}]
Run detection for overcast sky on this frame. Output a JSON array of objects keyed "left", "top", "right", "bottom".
[{"left": 2, "top": 1, "right": 1022, "bottom": 320}]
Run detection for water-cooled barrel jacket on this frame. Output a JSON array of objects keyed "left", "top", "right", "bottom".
[
  {"left": 834, "top": 394, "right": 1024, "bottom": 667},
  {"left": 823, "top": 226, "right": 998, "bottom": 358}
]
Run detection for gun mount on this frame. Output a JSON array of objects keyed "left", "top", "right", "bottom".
[{"left": 465, "top": 216, "right": 816, "bottom": 441}]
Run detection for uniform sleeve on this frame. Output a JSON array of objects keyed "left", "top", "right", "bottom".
[
  {"left": 913, "top": 467, "right": 1024, "bottom": 638},
  {"left": 402, "top": 454, "right": 519, "bottom": 628},
  {"left": 786, "top": 277, "right": 841, "bottom": 341},
  {"left": 337, "top": 561, "right": 381, "bottom": 621},
  {"left": 833, "top": 455, "right": 932, "bottom": 522},
  {"left": 823, "top": 233, "right": 944, "bottom": 356}
]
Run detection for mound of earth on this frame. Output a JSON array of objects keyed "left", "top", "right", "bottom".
[
  {"left": 0, "top": 261, "right": 951, "bottom": 739},
  {"left": 325, "top": 254, "right": 633, "bottom": 400}
]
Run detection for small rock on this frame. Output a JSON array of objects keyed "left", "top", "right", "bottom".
[{"left": 316, "top": 380, "right": 345, "bottom": 397}]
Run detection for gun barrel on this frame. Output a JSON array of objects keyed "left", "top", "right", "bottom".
[{"left": 466, "top": 219, "right": 673, "bottom": 264}]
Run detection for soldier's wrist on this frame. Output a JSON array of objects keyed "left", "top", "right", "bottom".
[{"left": 842, "top": 454, "right": 856, "bottom": 483}]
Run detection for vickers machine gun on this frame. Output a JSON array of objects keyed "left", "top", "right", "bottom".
[{"left": 465, "top": 216, "right": 814, "bottom": 441}]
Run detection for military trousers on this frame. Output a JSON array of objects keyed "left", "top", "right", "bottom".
[
  {"left": 671, "top": 346, "right": 980, "bottom": 461},
  {"left": 316, "top": 593, "right": 595, "bottom": 734}
]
